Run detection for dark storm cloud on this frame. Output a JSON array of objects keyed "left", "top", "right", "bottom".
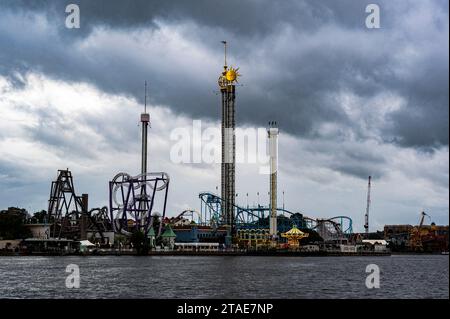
[
  {"left": 329, "top": 153, "right": 387, "bottom": 180},
  {"left": 386, "top": 64, "right": 449, "bottom": 148},
  {"left": 0, "top": 0, "right": 369, "bottom": 36},
  {"left": 0, "top": 0, "right": 448, "bottom": 167},
  {"left": 293, "top": 138, "right": 388, "bottom": 180}
]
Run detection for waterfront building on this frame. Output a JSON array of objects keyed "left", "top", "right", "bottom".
[{"left": 161, "top": 225, "right": 176, "bottom": 250}]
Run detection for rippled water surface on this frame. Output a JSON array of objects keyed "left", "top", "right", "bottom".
[{"left": 0, "top": 255, "right": 448, "bottom": 298}]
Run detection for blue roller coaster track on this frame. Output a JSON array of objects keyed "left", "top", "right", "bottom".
[{"left": 198, "top": 192, "right": 353, "bottom": 235}]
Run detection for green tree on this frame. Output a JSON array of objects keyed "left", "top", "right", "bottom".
[
  {"left": 130, "top": 230, "right": 148, "bottom": 255},
  {"left": 32, "top": 210, "right": 49, "bottom": 223},
  {"left": 0, "top": 207, "right": 32, "bottom": 240}
]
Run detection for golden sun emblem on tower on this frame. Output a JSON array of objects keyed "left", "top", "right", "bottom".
[
  {"left": 218, "top": 66, "right": 241, "bottom": 88},
  {"left": 218, "top": 41, "right": 241, "bottom": 88},
  {"left": 225, "top": 66, "right": 240, "bottom": 82}
]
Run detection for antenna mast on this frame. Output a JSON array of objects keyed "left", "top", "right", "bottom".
[
  {"left": 221, "top": 40, "right": 227, "bottom": 70},
  {"left": 364, "top": 176, "right": 371, "bottom": 236},
  {"left": 144, "top": 80, "right": 147, "bottom": 114}
]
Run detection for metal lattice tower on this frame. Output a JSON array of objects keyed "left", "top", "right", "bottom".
[
  {"left": 221, "top": 84, "right": 236, "bottom": 228},
  {"left": 218, "top": 41, "right": 240, "bottom": 246}
]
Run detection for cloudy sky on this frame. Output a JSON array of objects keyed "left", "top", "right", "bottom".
[{"left": 0, "top": 0, "right": 448, "bottom": 231}]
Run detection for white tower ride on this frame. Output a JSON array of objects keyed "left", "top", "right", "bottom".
[
  {"left": 268, "top": 122, "right": 279, "bottom": 240},
  {"left": 140, "top": 81, "right": 150, "bottom": 226}
]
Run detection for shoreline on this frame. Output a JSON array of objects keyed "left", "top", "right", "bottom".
[
  {"left": 2, "top": 250, "right": 441, "bottom": 257},
  {"left": 1, "top": 249, "right": 448, "bottom": 257}
]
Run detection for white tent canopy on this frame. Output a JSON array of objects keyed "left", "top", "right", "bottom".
[
  {"left": 79, "top": 240, "right": 95, "bottom": 247},
  {"left": 362, "top": 239, "right": 388, "bottom": 245}
]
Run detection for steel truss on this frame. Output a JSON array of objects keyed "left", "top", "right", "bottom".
[{"left": 47, "top": 169, "right": 111, "bottom": 240}]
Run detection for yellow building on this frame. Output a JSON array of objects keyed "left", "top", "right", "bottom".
[{"left": 236, "top": 229, "right": 270, "bottom": 248}]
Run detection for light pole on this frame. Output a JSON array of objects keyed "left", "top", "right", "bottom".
[{"left": 246, "top": 193, "right": 249, "bottom": 208}]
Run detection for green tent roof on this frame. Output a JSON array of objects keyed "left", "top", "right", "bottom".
[
  {"left": 147, "top": 227, "right": 156, "bottom": 237},
  {"left": 160, "top": 225, "right": 176, "bottom": 238}
]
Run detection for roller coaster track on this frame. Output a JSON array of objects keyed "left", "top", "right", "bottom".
[
  {"left": 199, "top": 192, "right": 295, "bottom": 220},
  {"left": 198, "top": 192, "right": 353, "bottom": 237},
  {"left": 199, "top": 192, "right": 304, "bottom": 230},
  {"left": 175, "top": 209, "right": 203, "bottom": 224}
]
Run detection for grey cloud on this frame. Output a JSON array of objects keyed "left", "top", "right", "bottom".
[
  {"left": 0, "top": 0, "right": 373, "bottom": 37},
  {"left": 0, "top": 0, "right": 448, "bottom": 181}
]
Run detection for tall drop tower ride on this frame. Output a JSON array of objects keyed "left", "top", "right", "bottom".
[
  {"left": 140, "top": 81, "right": 150, "bottom": 226},
  {"left": 141, "top": 81, "right": 150, "bottom": 176},
  {"left": 218, "top": 41, "right": 240, "bottom": 246},
  {"left": 268, "top": 122, "right": 279, "bottom": 241}
]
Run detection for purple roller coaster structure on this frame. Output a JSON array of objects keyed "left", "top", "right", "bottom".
[{"left": 109, "top": 172, "right": 170, "bottom": 237}]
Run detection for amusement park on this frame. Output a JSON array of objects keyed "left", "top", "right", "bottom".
[{"left": 2, "top": 42, "right": 447, "bottom": 256}]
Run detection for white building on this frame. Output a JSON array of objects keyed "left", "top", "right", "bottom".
[
  {"left": 175, "top": 242, "right": 220, "bottom": 252},
  {"left": 86, "top": 231, "right": 115, "bottom": 246},
  {"left": 25, "top": 224, "right": 50, "bottom": 239},
  {"left": 340, "top": 245, "right": 358, "bottom": 253},
  {"left": 362, "top": 239, "right": 388, "bottom": 252},
  {"left": 301, "top": 245, "right": 320, "bottom": 252}
]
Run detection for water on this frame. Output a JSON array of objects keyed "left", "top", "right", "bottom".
[{"left": 0, "top": 255, "right": 448, "bottom": 298}]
